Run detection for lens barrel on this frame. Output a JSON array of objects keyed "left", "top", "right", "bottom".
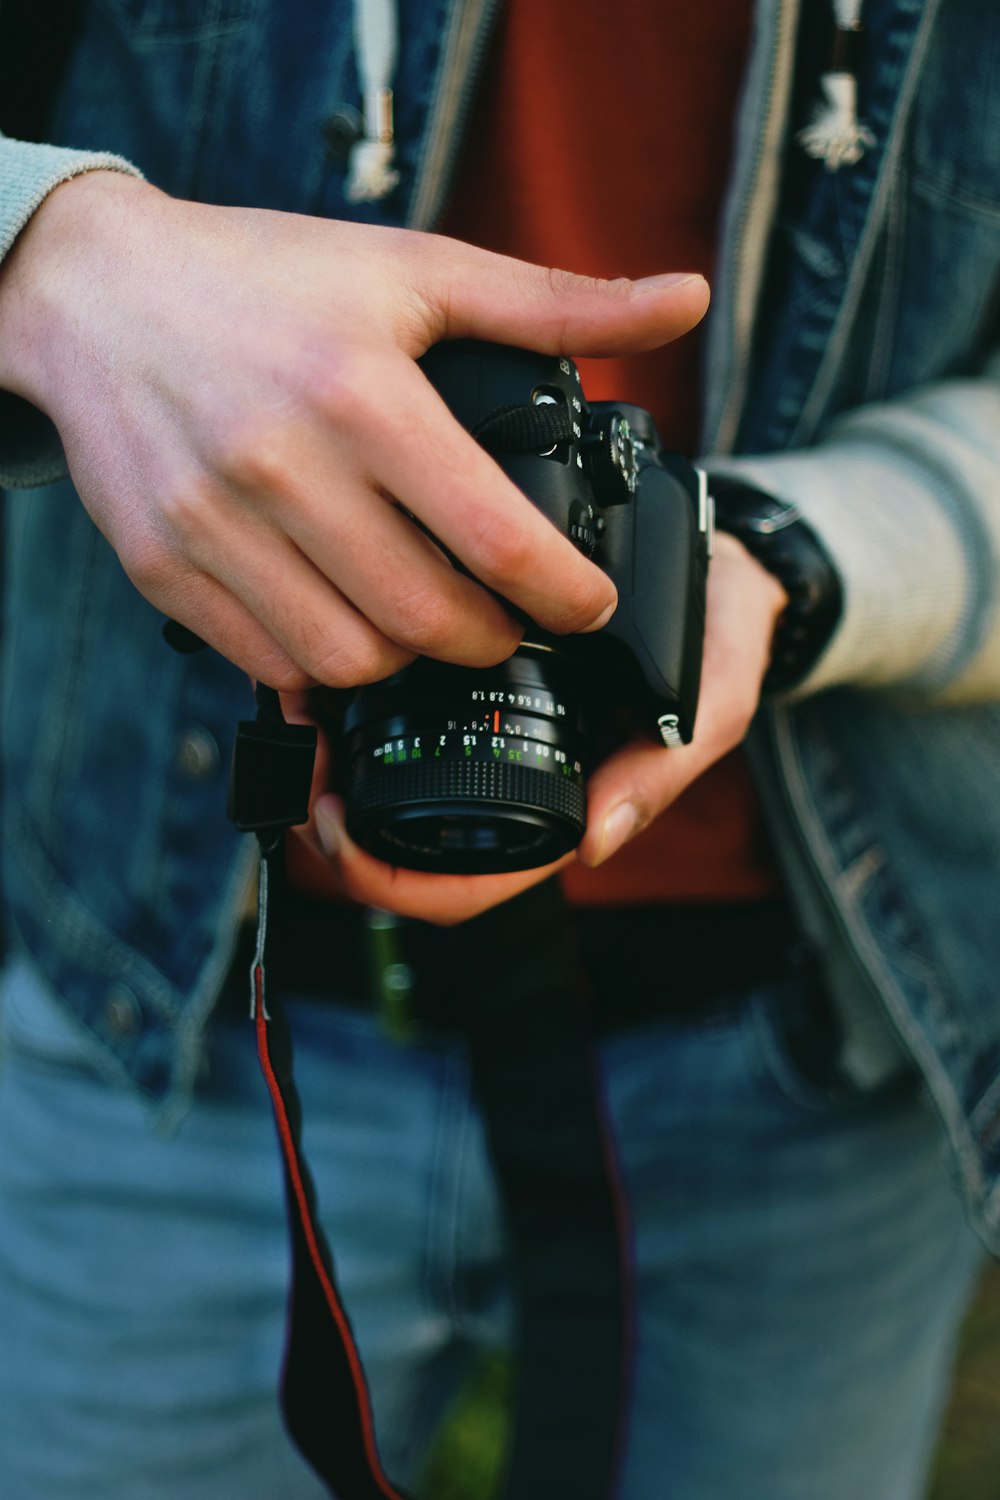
[{"left": 342, "top": 646, "right": 588, "bottom": 874}]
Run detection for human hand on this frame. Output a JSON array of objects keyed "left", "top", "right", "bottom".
[
  {"left": 576, "top": 531, "right": 788, "bottom": 867},
  {"left": 0, "top": 170, "right": 708, "bottom": 690},
  {"left": 288, "top": 532, "right": 788, "bottom": 924}
]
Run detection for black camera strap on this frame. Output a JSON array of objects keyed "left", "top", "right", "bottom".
[
  {"left": 450, "top": 881, "right": 634, "bottom": 1499},
  {"left": 251, "top": 844, "right": 411, "bottom": 1500},
  {"left": 234, "top": 683, "right": 408, "bottom": 1499},
  {"left": 234, "top": 686, "right": 633, "bottom": 1500}
]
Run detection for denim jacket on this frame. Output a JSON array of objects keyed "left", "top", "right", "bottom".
[{"left": 2, "top": 0, "right": 1000, "bottom": 1244}]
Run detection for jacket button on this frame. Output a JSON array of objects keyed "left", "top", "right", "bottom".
[
  {"left": 176, "top": 725, "right": 221, "bottom": 780},
  {"left": 102, "top": 985, "right": 142, "bottom": 1040},
  {"left": 323, "top": 105, "right": 363, "bottom": 168},
  {"left": 383, "top": 961, "right": 414, "bottom": 995}
]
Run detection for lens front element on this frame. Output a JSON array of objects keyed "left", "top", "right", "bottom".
[{"left": 343, "top": 647, "right": 587, "bottom": 874}]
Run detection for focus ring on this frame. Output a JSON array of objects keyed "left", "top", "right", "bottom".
[{"left": 350, "top": 759, "right": 585, "bottom": 826}]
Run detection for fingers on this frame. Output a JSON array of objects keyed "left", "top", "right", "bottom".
[
  {"left": 189, "top": 348, "right": 616, "bottom": 659},
  {"left": 322, "top": 356, "right": 618, "bottom": 636},
  {"left": 173, "top": 478, "right": 523, "bottom": 680},
  {"left": 285, "top": 527, "right": 780, "bottom": 911},
  {"left": 157, "top": 570, "right": 314, "bottom": 689},
  {"left": 577, "top": 538, "right": 789, "bottom": 868},
  {"left": 397, "top": 233, "right": 711, "bottom": 358},
  {"left": 302, "top": 795, "right": 573, "bottom": 925},
  {"left": 284, "top": 709, "right": 572, "bottom": 922},
  {"left": 576, "top": 739, "right": 703, "bottom": 868}
]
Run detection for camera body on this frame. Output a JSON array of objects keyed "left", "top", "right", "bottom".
[{"left": 341, "top": 340, "right": 712, "bottom": 875}]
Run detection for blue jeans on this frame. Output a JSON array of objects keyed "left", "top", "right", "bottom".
[{"left": 0, "top": 954, "right": 984, "bottom": 1499}]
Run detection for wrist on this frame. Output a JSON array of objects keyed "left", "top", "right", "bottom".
[
  {"left": 0, "top": 170, "right": 152, "bottom": 410},
  {"left": 708, "top": 476, "right": 843, "bottom": 694}
]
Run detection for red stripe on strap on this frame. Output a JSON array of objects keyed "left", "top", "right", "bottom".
[{"left": 254, "top": 968, "right": 405, "bottom": 1500}]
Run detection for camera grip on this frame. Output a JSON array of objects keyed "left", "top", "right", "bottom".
[{"left": 599, "top": 463, "right": 707, "bottom": 744}]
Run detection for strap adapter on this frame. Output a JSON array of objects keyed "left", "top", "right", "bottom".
[{"left": 228, "top": 683, "right": 318, "bottom": 851}]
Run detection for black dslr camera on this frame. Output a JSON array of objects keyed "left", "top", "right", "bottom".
[{"left": 337, "top": 340, "right": 712, "bottom": 875}]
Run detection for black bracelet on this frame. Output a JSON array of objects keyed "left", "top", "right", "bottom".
[{"left": 708, "top": 476, "right": 844, "bottom": 695}]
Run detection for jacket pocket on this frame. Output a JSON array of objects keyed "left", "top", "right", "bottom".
[{"left": 743, "top": 971, "right": 915, "bottom": 1116}]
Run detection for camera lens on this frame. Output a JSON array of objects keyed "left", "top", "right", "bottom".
[{"left": 342, "top": 645, "right": 588, "bottom": 874}]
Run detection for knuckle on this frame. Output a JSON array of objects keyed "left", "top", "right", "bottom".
[
  {"left": 119, "top": 531, "right": 177, "bottom": 599},
  {"left": 306, "top": 634, "right": 412, "bottom": 689},
  {"left": 469, "top": 507, "right": 535, "bottom": 586},
  {"left": 468, "top": 615, "right": 523, "bottom": 664},
  {"left": 309, "top": 351, "right": 381, "bottom": 433},
  {"left": 464, "top": 510, "right": 607, "bottom": 633},
  {"left": 211, "top": 417, "right": 294, "bottom": 493},
  {"left": 381, "top": 581, "right": 461, "bottom": 658},
  {"left": 556, "top": 574, "right": 611, "bottom": 633},
  {"left": 258, "top": 660, "right": 316, "bottom": 693},
  {"left": 544, "top": 264, "right": 632, "bottom": 302},
  {"left": 155, "top": 475, "right": 215, "bottom": 543}
]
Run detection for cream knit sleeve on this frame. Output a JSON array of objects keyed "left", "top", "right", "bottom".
[{"left": 704, "top": 355, "right": 1000, "bottom": 705}]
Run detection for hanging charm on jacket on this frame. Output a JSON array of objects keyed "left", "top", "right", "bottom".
[
  {"left": 797, "top": 0, "right": 875, "bottom": 171},
  {"left": 345, "top": 0, "right": 401, "bottom": 202}
]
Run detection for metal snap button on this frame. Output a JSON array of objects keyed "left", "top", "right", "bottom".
[
  {"left": 176, "top": 725, "right": 221, "bottom": 780},
  {"left": 382, "top": 961, "right": 414, "bottom": 995},
  {"left": 102, "top": 985, "right": 142, "bottom": 1040},
  {"left": 323, "top": 105, "right": 363, "bottom": 168}
]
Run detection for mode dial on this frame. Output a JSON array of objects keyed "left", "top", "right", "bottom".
[{"left": 582, "top": 411, "right": 638, "bottom": 506}]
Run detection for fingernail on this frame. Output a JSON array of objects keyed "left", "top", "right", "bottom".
[
  {"left": 314, "top": 798, "right": 344, "bottom": 858},
  {"left": 633, "top": 272, "right": 706, "bottom": 295},
  {"left": 582, "top": 597, "right": 618, "bottom": 633},
  {"left": 591, "top": 802, "right": 638, "bottom": 866}
]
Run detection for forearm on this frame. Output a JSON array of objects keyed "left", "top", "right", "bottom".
[{"left": 705, "top": 358, "right": 1000, "bottom": 704}]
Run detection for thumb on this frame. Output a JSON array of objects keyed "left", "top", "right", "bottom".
[{"left": 405, "top": 235, "right": 710, "bottom": 357}]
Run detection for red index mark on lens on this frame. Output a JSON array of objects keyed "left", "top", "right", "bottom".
[{"left": 494, "top": 711, "right": 500, "bottom": 733}]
